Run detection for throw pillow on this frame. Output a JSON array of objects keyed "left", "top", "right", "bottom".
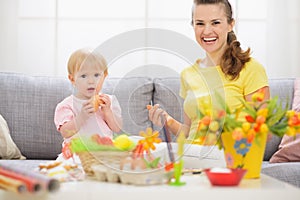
[
  {"left": 0, "top": 114, "right": 25, "bottom": 159},
  {"left": 269, "top": 78, "right": 300, "bottom": 163},
  {"left": 292, "top": 78, "right": 300, "bottom": 112}
]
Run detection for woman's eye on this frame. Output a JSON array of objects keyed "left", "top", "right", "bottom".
[
  {"left": 196, "top": 22, "right": 204, "bottom": 26},
  {"left": 81, "top": 74, "right": 86, "bottom": 78},
  {"left": 212, "top": 21, "right": 221, "bottom": 25}
]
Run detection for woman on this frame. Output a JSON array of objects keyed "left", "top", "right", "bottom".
[{"left": 148, "top": 0, "right": 270, "bottom": 144}]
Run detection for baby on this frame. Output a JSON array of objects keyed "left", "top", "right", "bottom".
[{"left": 54, "top": 48, "right": 122, "bottom": 160}]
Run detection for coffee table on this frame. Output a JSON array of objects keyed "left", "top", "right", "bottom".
[{"left": 1, "top": 173, "right": 299, "bottom": 200}]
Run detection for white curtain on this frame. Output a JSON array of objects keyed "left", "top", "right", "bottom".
[{"left": 267, "top": 0, "right": 300, "bottom": 78}]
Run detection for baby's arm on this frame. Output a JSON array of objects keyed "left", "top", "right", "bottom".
[
  {"left": 58, "top": 101, "right": 95, "bottom": 138},
  {"left": 98, "top": 94, "right": 122, "bottom": 133}
]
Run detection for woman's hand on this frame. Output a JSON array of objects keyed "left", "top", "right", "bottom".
[
  {"left": 147, "top": 104, "right": 190, "bottom": 137},
  {"left": 147, "top": 104, "right": 168, "bottom": 127}
]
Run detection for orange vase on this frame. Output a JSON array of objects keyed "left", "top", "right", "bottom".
[{"left": 221, "top": 131, "right": 268, "bottom": 179}]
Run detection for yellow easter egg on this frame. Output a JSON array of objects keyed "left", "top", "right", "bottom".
[{"left": 114, "top": 135, "right": 133, "bottom": 150}]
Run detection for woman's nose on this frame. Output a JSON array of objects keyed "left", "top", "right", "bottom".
[{"left": 203, "top": 24, "right": 213, "bottom": 34}]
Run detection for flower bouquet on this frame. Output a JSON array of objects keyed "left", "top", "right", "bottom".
[{"left": 193, "top": 89, "right": 300, "bottom": 178}]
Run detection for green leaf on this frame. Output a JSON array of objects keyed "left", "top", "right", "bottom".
[
  {"left": 269, "top": 125, "right": 288, "bottom": 137},
  {"left": 267, "top": 98, "right": 288, "bottom": 127},
  {"left": 143, "top": 157, "right": 161, "bottom": 169},
  {"left": 150, "top": 157, "right": 161, "bottom": 168},
  {"left": 243, "top": 102, "right": 257, "bottom": 117},
  {"left": 143, "top": 159, "right": 152, "bottom": 168}
]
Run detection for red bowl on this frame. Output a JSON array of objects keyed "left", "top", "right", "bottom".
[{"left": 204, "top": 168, "right": 247, "bottom": 186}]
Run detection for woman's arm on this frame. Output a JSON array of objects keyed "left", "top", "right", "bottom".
[
  {"left": 166, "top": 112, "right": 191, "bottom": 137},
  {"left": 245, "top": 86, "right": 270, "bottom": 103}
]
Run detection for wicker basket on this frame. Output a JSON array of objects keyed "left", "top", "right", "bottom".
[{"left": 77, "top": 151, "right": 130, "bottom": 176}]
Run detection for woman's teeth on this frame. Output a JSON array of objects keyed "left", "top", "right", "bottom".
[{"left": 203, "top": 37, "right": 217, "bottom": 42}]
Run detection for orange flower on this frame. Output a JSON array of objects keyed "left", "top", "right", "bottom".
[
  {"left": 201, "top": 116, "right": 211, "bottom": 126},
  {"left": 245, "top": 115, "right": 255, "bottom": 123},
  {"left": 232, "top": 127, "right": 244, "bottom": 141},
  {"left": 256, "top": 115, "right": 266, "bottom": 125},
  {"left": 138, "top": 127, "right": 162, "bottom": 152},
  {"left": 246, "top": 129, "right": 256, "bottom": 143}
]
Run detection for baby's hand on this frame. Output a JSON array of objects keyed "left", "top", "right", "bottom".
[
  {"left": 79, "top": 100, "right": 95, "bottom": 121},
  {"left": 92, "top": 94, "right": 104, "bottom": 111},
  {"left": 98, "top": 94, "right": 111, "bottom": 112}
]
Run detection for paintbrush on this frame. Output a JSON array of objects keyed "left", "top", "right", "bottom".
[{"left": 160, "top": 113, "right": 175, "bottom": 163}]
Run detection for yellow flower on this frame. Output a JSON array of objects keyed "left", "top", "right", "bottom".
[
  {"left": 138, "top": 127, "right": 162, "bottom": 151},
  {"left": 286, "top": 110, "right": 295, "bottom": 118},
  {"left": 242, "top": 122, "right": 251, "bottom": 132},
  {"left": 286, "top": 127, "right": 296, "bottom": 137},
  {"left": 209, "top": 121, "right": 220, "bottom": 132},
  {"left": 257, "top": 108, "right": 268, "bottom": 118},
  {"left": 259, "top": 123, "right": 269, "bottom": 134}
]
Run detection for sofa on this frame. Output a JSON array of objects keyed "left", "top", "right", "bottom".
[{"left": 0, "top": 72, "right": 299, "bottom": 187}]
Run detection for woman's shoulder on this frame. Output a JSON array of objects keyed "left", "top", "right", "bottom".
[
  {"left": 244, "top": 57, "right": 265, "bottom": 70},
  {"left": 242, "top": 57, "right": 266, "bottom": 75},
  {"left": 181, "top": 60, "right": 201, "bottom": 75}
]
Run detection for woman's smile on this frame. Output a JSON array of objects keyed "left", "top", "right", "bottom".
[{"left": 202, "top": 37, "right": 218, "bottom": 44}]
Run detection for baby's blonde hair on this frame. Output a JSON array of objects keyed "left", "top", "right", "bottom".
[{"left": 67, "top": 48, "right": 108, "bottom": 76}]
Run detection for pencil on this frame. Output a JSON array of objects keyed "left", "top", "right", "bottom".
[{"left": 0, "top": 174, "right": 27, "bottom": 194}]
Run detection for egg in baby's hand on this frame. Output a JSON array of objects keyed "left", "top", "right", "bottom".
[{"left": 93, "top": 95, "right": 104, "bottom": 111}]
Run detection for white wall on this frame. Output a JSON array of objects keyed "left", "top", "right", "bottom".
[{"left": 0, "top": 0, "right": 299, "bottom": 78}]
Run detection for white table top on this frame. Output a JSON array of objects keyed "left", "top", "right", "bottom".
[{"left": 1, "top": 173, "right": 300, "bottom": 200}]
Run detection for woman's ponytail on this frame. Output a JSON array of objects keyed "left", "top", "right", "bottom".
[{"left": 220, "top": 31, "right": 251, "bottom": 80}]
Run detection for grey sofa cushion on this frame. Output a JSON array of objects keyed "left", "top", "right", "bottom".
[
  {"left": 262, "top": 161, "right": 300, "bottom": 188},
  {"left": 269, "top": 78, "right": 295, "bottom": 110},
  {"left": 102, "top": 77, "right": 153, "bottom": 135},
  {"left": 0, "top": 72, "right": 71, "bottom": 159}
]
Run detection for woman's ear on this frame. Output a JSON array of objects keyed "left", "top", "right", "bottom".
[{"left": 229, "top": 19, "right": 235, "bottom": 32}]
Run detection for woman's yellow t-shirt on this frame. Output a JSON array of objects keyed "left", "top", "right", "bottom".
[{"left": 180, "top": 58, "right": 269, "bottom": 140}]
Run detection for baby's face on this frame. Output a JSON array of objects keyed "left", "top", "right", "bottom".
[{"left": 73, "top": 64, "right": 105, "bottom": 100}]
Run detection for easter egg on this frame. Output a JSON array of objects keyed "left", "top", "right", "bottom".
[
  {"left": 114, "top": 135, "right": 133, "bottom": 150},
  {"left": 93, "top": 95, "right": 104, "bottom": 111}
]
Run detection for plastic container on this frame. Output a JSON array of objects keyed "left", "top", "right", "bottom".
[{"left": 204, "top": 168, "right": 247, "bottom": 186}]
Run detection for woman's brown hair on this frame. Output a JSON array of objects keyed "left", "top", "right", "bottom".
[{"left": 193, "top": 0, "right": 251, "bottom": 80}]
